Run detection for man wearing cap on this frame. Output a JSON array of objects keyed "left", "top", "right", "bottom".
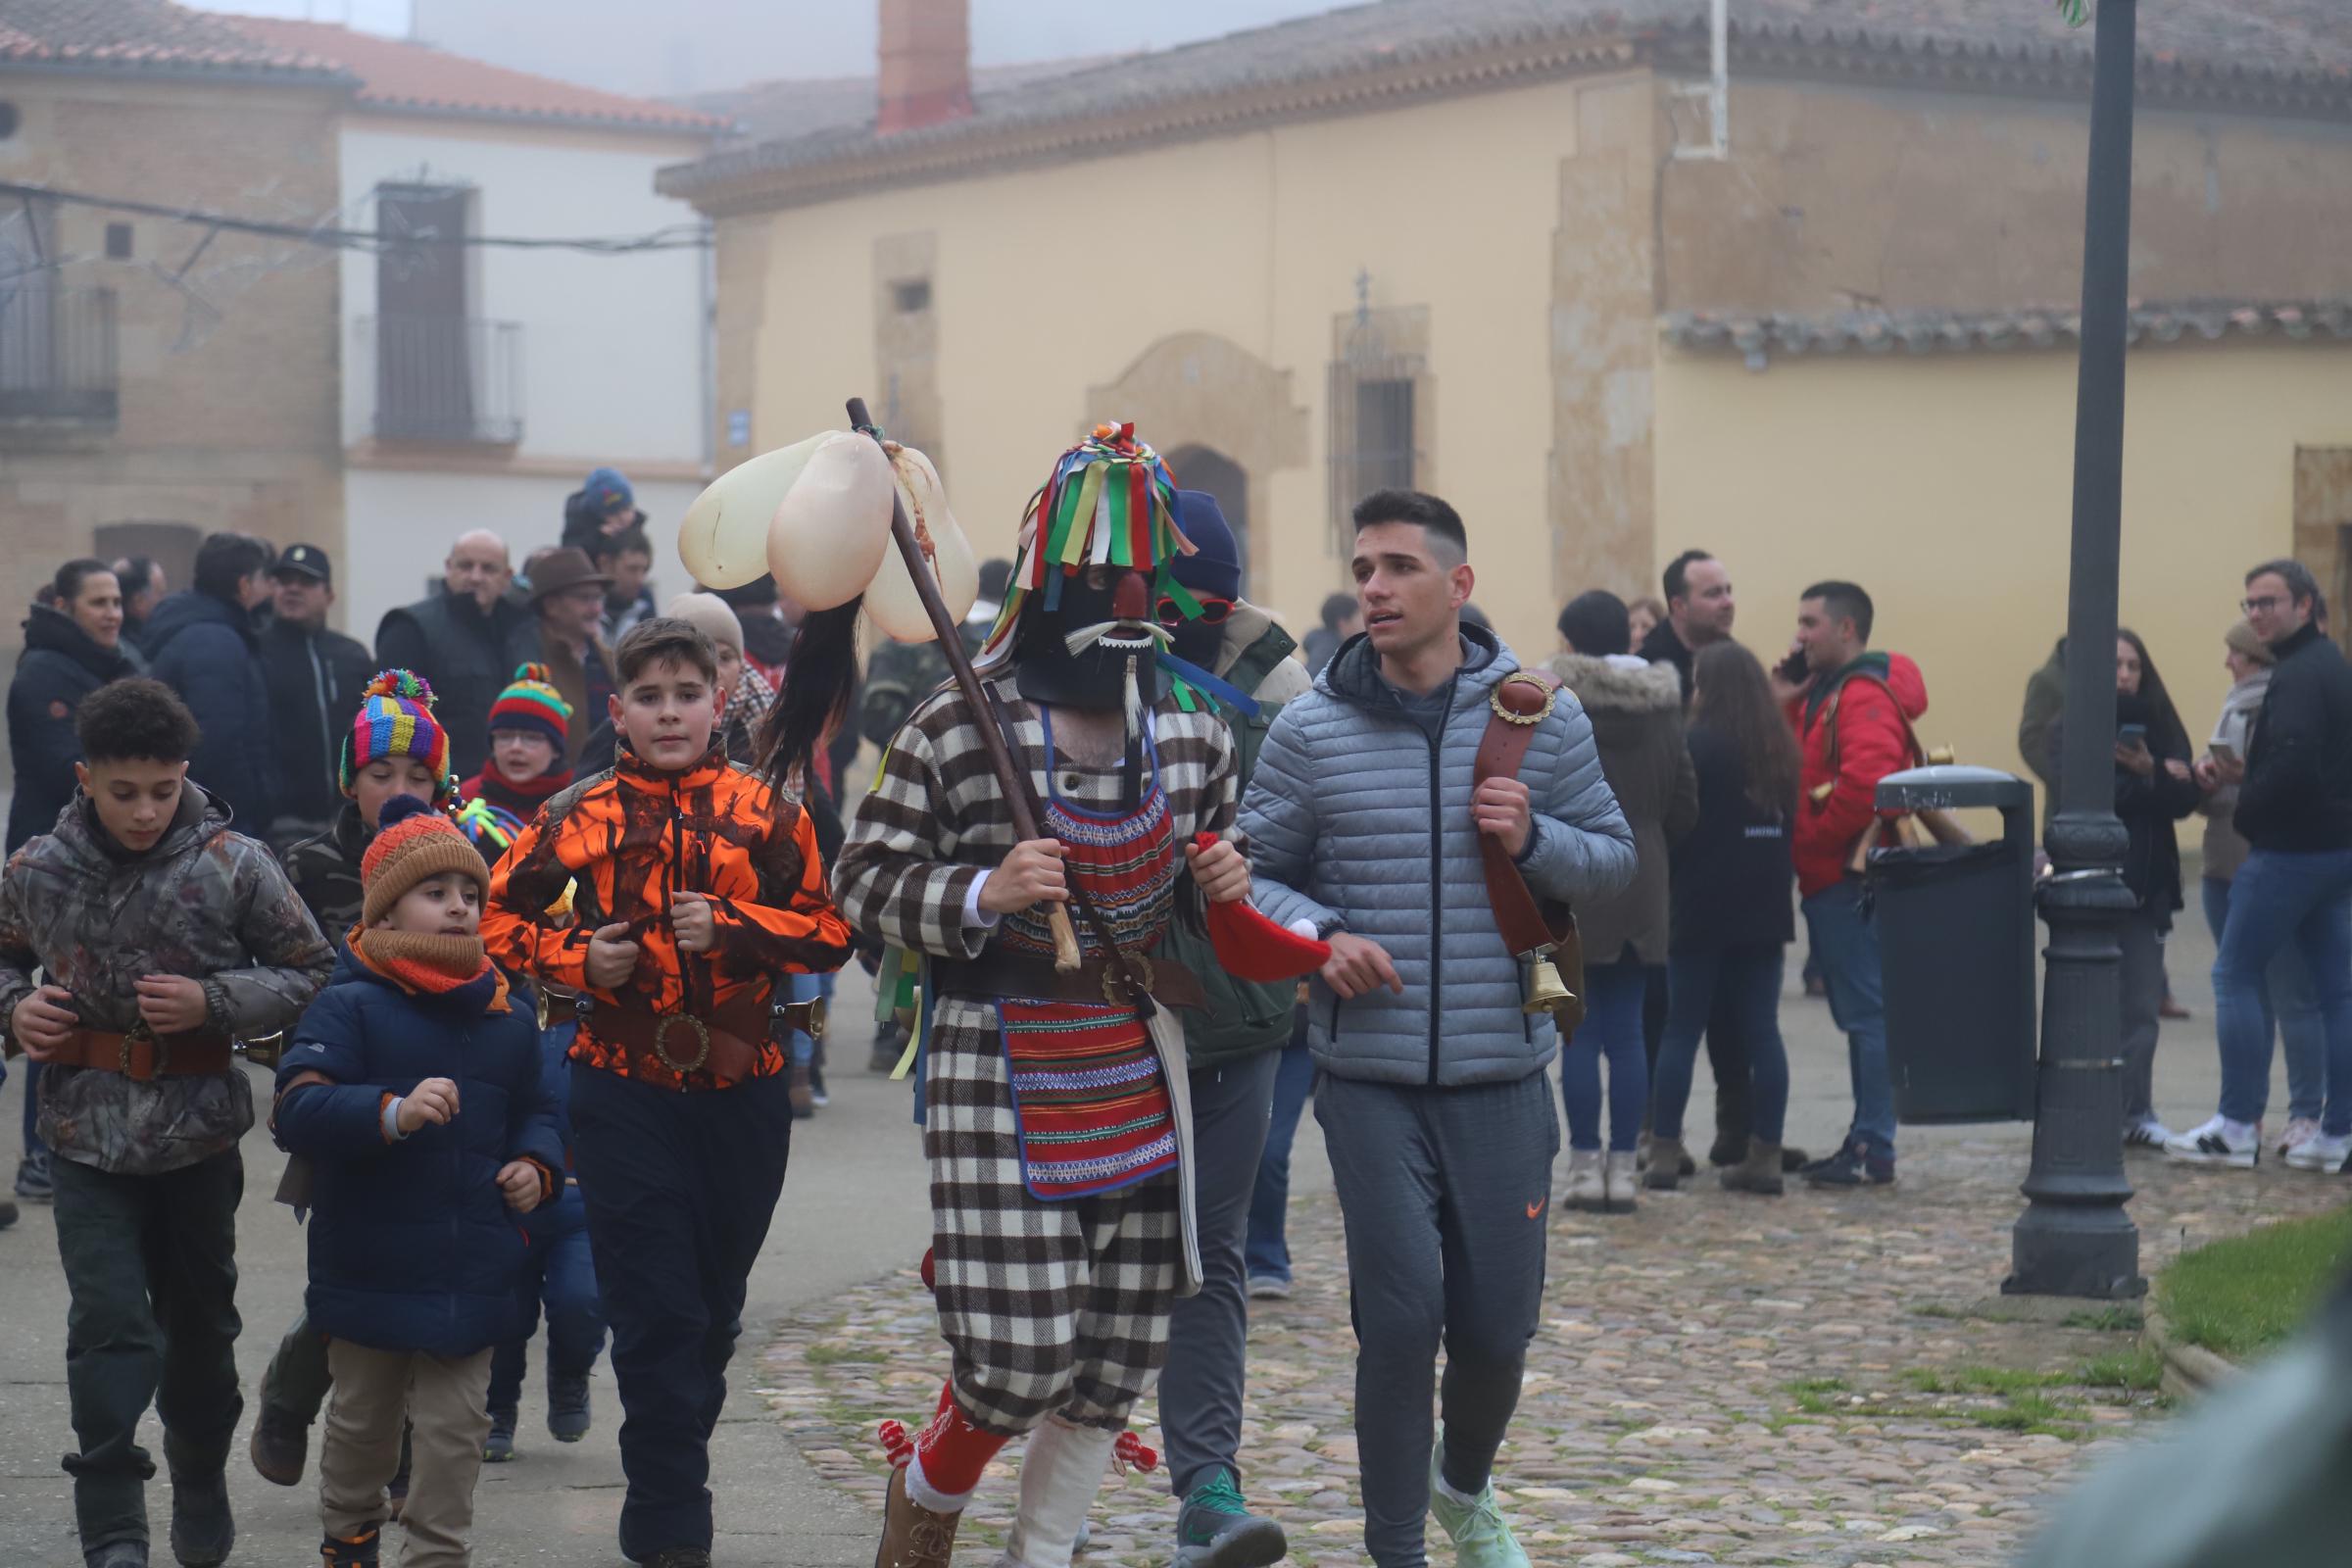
[
  {"left": 1151, "top": 493, "right": 1310, "bottom": 1566},
  {"left": 563, "top": 466, "right": 643, "bottom": 552},
  {"left": 511, "top": 547, "right": 616, "bottom": 768},
  {"left": 376, "top": 531, "right": 532, "bottom": 781},
  {"left": 258, "top": 546, "right": 377, "bottom": 847}
]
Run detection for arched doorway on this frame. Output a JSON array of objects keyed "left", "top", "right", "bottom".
[
  {"left": 1163, "top": 445, "right": 1249, "bottom": 597},
  {"left": 1083, "top": 332, "right": 1308, "bottom": 599}
]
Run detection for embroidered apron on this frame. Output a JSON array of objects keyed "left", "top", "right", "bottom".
[{"left": 997, "top": 713, "right": 1179, "bottom": 1201}]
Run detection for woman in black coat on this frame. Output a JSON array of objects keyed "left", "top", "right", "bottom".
[
  {"left": 2056, "top": 630, "right": 2200, "bottom": 1149},
  {"left": 5, "top": 558, "right": 135, "bottom": 1200},
  {"left": 8, "top": 560, "right": 136, "bottom": 854},
  {"left": 1646, "top": 641, "right": 1803, "bottom": 1195}
]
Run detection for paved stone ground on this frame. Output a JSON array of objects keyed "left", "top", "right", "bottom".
[
  {"left": 756, "top": 907, "right": 2352, "bottom": 1567},
  {"left": 762, "top": 1140, "right": 2346, "bottom": 1568}
]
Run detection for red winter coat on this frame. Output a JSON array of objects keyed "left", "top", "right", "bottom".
[{"left": 1788, "top": 653, "right": 1929, "bottom": 898}]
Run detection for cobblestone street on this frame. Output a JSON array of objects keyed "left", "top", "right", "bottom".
[
  {"left": 756, "top": 913, "right": 2349, "bottom": 1567},
  {"left": 764, "top": 1133, "right": 2344, "bottom": 1568}
]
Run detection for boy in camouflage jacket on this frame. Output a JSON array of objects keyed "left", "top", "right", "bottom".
[{"left": 0, "top": 679, "right": 331, "bottom": 1568}]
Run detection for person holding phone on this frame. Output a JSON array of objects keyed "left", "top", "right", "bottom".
[
  {"left": 2182, "top": 621, "right": 2327, "bottom": 1159},
  {"left": 2050, "top": 631, "right": 2200, "bottom": 1150}
]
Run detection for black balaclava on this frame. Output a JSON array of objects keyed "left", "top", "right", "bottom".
[{"left": 1013, "top": 566, "right": 1167, "bottom": 807}]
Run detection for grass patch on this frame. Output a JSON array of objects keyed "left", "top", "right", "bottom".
[
  {"left": 804, "top": 1344, "right": 890, "bottom": 1366},
  {"left": 1969, "top": 1393, "right": 2084, "bottom": 1440},
  {"left": 1784, "top": 1376, "right": 1848, "bottom": 1396},
  {"left": 2076, "top": 1347, "right": 2165, "bottom": 1391},
  {"left": 2063, "top": 1305, "right": 2145, "bottom": 1333},
  {"left": 1901, "top": 1366, "right": 2070, "bottom": 1397},
  {"left": 2159, "top": 1203, "right": 2352, "bottom": 1359}
]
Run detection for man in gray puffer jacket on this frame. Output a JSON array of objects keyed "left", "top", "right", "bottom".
[{"left": 1243, "top": 489, "right": 1635, "bottom": 1568}]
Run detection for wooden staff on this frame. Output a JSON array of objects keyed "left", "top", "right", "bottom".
[{"left": 845, "top": 396, "right": 1083, "bottom": 972}]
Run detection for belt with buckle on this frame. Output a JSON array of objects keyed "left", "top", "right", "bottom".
[
  {"left": 50, "top": 1025, "right": 235, "bottom": 1082},
  {"left": 933, "top": 951, "right": 1204, "bottom": 1011},
  {"left": 587, "top": 990, "right": 824, "bottom": 1085}
]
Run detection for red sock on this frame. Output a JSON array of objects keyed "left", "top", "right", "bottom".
[{"left": 911, "top": 1380, "right": 1005, "bottom": 1499}]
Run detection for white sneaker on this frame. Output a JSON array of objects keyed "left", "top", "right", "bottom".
[
  {"left": 2284, "top": 1131, "right": 2352, "bottom": 1173},
  {"left": 2163, "top": 1115, "right": 2261, "bottom": 1168},
  {"left": 1565, "top": 1149, "right": 1605, "bottom": 1212},
  {"left": 2277, "top": 1117, "right": 2323, "bottom": 1158},
  {"left": 2125, "top": 1118, "right": 2173, "bottom": 1151},
  {"left": 1246, "top": 1275, "right": 1291, "bottom": 1300}
]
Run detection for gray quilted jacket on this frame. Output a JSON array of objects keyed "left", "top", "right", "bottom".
[{"left": 1242, "top": 625, "right": 1636, "bottom": 1087}]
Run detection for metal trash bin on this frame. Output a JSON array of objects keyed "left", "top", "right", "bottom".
[{"left": 1867, "top": 766, "right": 2037, "bottom": 1124}]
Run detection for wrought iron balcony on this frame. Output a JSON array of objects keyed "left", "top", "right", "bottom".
[
  {"left": 0, "top": 286, "right": 119, "bottom": 424},
  {"left": 358, "top": 314, "right": 523, "bottom": 446}
]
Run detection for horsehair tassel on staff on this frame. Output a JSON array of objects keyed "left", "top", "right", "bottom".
[{"left": 845, "top": 396, "right": 1084, "bottom": 974}]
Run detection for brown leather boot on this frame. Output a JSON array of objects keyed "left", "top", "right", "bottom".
[
  {"left": 1722, "top": 1141, "right": 1787, "bottom": 1196},
  {"left": 1642, "top": 1137, "right": 1687, "bottom": 1191},
  {"left": 874, "top": 1464, "right": 961, "bottom": 1568}
]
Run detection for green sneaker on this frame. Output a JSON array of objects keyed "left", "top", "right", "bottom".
[
  {"left": 1426, "top": 1434, "right": 1530, "bottom": 1568},
  {"left": 1173, "top": 1467, "right": 1288, "bottom": 1567}
]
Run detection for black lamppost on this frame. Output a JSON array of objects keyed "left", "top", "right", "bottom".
[{"left": 2006, "top": 0, "right": 2146, "bottom": 1299}]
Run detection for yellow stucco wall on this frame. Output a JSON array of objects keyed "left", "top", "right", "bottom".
[
  {"left": 1651, "top": 339, "right": 2352, "bottom": 793},
  {"left": 742, "top": 73, "right": 1644, "bottom": 650}
]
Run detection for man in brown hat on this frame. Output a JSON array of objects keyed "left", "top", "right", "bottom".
[{"left": 513, "top": 548, "right": 614, "bottom": 766}]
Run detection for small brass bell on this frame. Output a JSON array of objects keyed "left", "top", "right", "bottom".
[{"left": 1525, "top": 955, "right": 1574, "bottom": 1015}]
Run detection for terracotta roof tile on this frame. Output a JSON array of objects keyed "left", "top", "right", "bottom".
[
  {"left": 663, "top": 0, "right": 2352, "bottom": 203},
  {"left": 0, "top": 0, "right": 342, "bottom": 78},
  {"left": 224, "top": 15, "right": 722, "bottom": 134},
  {"left": 1661, "top": 300, "right": 2352, "bottom": 361}
]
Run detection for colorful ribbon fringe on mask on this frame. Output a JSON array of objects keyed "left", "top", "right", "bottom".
[{"left": 979, "top": 421, "right": 1199, "bottom": 663}]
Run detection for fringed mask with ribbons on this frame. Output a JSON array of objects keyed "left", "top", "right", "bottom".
[{"left": 981, "top": 423, "right": 1201, "bottom": 801}]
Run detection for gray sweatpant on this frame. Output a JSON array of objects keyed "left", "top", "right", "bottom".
[
  {"left": 1316, "top": 1070, "right": 1558, "bottom": 1567},
  {"left": 1159, "top": 1052, "right": 1282, "bottom": 1498}
]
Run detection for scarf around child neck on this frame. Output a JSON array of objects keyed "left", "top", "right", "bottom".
[{"left": 348, "top": 924, "right": 509, "bottom": 1011}]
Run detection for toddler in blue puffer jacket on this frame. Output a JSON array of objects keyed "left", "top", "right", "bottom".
[{"left": 272, "top": 793, "right": 563, "bottom": 1568}]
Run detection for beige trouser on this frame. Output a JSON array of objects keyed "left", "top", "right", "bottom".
[{"left": 320, "top": 1340, "right": 494, "bottom": 1567}]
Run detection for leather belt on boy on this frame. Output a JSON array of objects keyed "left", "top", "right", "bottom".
[{"left": 47, "top": 1025, "right": 236, "bottom": 1082}]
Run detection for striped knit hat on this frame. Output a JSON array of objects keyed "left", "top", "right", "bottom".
[
  {"left": 487, "top": 662, "right": 571, "bottom": 750},
  {"left": 361, "top": 793, "right": 490, "bottom": 926},
  {"left": 339, "top": 669, "right": 455, "bottom": 800}
]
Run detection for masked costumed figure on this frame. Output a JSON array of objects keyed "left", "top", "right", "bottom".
[{"left": 818, "top": 423, "right": 1273, "bottom": 1568}]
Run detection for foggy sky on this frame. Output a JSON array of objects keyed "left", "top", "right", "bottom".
[{"left": 186, "top": 0, "right": 1348, "bottom": 99}]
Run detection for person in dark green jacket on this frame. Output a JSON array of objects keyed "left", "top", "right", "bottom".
[{"left": 1153, "top": 492, "right": 1309, "bottom": 1568}]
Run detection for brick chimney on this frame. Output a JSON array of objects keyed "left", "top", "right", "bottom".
[{"left": 876, "top": 0, "right": 972, "bottom": 135}]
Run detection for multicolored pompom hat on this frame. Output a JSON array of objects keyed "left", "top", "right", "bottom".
[
  {"left": 487, "top": 662, "right": 571, "bottom": 751},
  {"left": 339, "top": 668, "right": 456, "bottom": 802},
  {"left": 978, "top": 421, "right": 1199, "bottom": 663}
]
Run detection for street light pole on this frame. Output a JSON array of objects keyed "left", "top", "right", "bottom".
[{"left": 2007, "top": 0, "right": 2145, "bottom": 1299}]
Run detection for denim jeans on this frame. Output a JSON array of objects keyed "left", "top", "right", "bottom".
[
  {"left": 487, "top": 1184, "right": 608, "bottom": 1415},
  {"left": 1243, "top": 1017, "right": 1315, "bottom": 1285},
  {"left": 1800, "top": 877, "right": 1896, "bottom": 1157},
  {"left": 1558, "top": 960, "right": 1647, "bottom": 1152},
  {"left": 2213, "top": 848, "right": 2352, "bottom": 1135},
  {"left": 1651, "top": 944, "right": 1790, "bottom": 1147},
  {"left": 2202, "top": 875, "right": 2326, "bottom": 1123},
  {"left": 787, "top": 971, "right": 821, "bottom": 1067}
]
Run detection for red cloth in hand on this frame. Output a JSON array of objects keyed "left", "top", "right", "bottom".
[{"left": 1193, "top": 831, "right": 1331, "bottom": 981}]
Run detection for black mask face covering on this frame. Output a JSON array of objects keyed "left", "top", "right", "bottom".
[
  {"left": 1010, "top": 572, "right": 1168, "bottom": 714},
  {"left": 1011, "top": 570, "right": 1166, "bottom": 808}
]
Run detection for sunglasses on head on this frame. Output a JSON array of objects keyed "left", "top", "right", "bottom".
[{"left": 1157, "top": 596, "right": 1234, "bottom": 628}]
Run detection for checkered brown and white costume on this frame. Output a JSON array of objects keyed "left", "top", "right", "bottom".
[{"left": 834, "top": 669, "right": 1238, "bottom": 1437}]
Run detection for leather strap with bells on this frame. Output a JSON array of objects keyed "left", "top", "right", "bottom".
[{"left": 1472, "top": 670, "right": 1587, "bottom": 1033}]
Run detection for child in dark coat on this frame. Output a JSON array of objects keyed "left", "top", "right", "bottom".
[{"left": 273, "top": 793, "right": 563, "bottom": 1568}]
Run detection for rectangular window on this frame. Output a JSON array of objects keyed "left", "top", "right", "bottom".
[
  {"left": 1354, "top": 377, "right": 1416, "bottom": 493},
  {"left": 375, "top": 184, "right": 472, "bottom": 441}
]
